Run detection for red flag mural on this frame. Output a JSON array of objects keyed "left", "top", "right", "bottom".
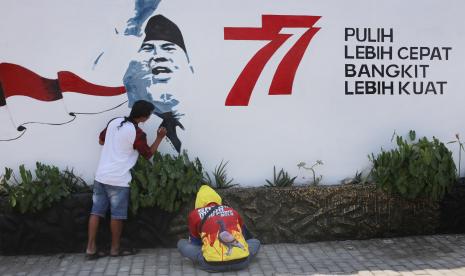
[
  {"left": 0, "top": 63, "right": 127, "bottom": 141},
  {"left": 0, "top": 63, "right": 125, "bottom": 106}
]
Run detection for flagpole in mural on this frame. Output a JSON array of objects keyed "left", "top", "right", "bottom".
[{"left": 0, "top": 104, "right": 27, "bottom": 142}]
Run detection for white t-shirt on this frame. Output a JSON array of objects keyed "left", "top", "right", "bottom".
[{"left": 95, "top": 117, "right": 139, "bottom": 187}]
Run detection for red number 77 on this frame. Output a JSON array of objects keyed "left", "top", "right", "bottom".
[{"left": 224, "top": 15, "right": 321, "bottom": 106}]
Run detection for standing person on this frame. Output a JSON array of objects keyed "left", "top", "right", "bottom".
[
  {"left": 86, "top": 100, "right": 167, "bottom": 259},
  {"left": 177, "top": 185, "right": 261, "bottom": 272}
]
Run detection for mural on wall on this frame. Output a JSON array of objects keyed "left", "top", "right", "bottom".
[
  {"left": 0, "top": 63, "right": 125, "bottom": 141},
  {"left": 2, "top": 0, "right": 462, "bottom": 185},
  {"left": 0, "top": 0, "right": 315, "bottom": 153},
  {"left": 123, "top": 14, "right": 192, "bottom": 153},
  {"left": 224, "top": 15, "right": 321, "bottom": 106},
  {"left": 0, "top": 0, "right": 190, "bottom": 153}
]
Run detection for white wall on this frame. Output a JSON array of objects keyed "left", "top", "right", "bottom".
[{"left": 1, "top": 0, "right": 464, "bottom": 185}]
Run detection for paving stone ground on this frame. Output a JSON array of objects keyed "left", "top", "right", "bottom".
[{"left": 1, "top": 234, "right": 465, "bottom": 276}]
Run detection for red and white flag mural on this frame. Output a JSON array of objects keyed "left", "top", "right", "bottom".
[{"left": 0, "top": 63, "right": 126, "bottom": 140}]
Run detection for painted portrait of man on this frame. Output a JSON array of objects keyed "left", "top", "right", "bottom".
[{"left": 123, "top": 14, "right": 191, "bottom": 153}]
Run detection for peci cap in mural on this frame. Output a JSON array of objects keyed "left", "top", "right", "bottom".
[{"left": 143, "top": 15, "right": 186, "bottom": 53}]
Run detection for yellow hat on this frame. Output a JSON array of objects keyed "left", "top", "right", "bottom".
[{"left": 195, "top": 185, "right": 222, "bottom": 209}]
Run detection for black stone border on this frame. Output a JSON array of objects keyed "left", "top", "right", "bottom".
[{"left": 0, "top": 183, "right": 464, "bottom": 255}]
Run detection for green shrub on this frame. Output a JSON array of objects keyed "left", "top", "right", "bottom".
[
  {"left": 369, "top": 130, "right": 456, "bottom": 201},
  {"left": 203, "top": 160, "right": 238, "bottom": 189},
  {"left": 341, "top": 170, "right": 371, "bottom": 185},
  {"left": 0, "top": 162, "right": 90, "bottom": 213},
  {"left": 265, "top": 166, "right": 297, "bottom": 187},
  {"left": 130, "top": 151, "right": 203, "bottom": 215}
]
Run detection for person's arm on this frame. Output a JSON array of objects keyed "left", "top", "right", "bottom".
[
  {"left": 98, "top": 128, "right": 107, "bottom": 145},
  {"left": 237, "top": 211, "right": 254, "bottom": 240},
  {"left": 149, "top": 127, "right": 167, "bottom": 155},
  {"left": 242, "top": 225, "right": 254, "bottom": 240},
  {"left": 133, "top": 127, "right": 167, "bottom": 159},
  {"left": 188, "top": 211, "right": 202, "bottom": 245},
  {"left": 189, "top": 235, "right": 202, "bottom": 245}
]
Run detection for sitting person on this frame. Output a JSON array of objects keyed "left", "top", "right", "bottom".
[{"left": 177, "top": 185, "right": 260, "bottom": 272}]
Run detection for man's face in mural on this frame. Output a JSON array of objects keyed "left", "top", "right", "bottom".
[
  {"left": 123, "top": 14, "right": 190, "bottom": 153},
  {"left": 123, "top": 39, "right": 189, "bottom": 115},
  {"left": 123, "top": 15, "right": 190, "bottom": 117},
  {"left": 137, "top": 39, "right": 184, "bottom": 83}
]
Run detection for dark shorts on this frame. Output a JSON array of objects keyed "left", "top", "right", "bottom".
[{"left": 90, "top": 180, "right": 130, "bottom": 220}]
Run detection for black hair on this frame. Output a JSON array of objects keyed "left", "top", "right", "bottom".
[
  {"left": 118, "top": 100, "right": 155, "bottom": 128},
  {"left": 143, "top": 15, "right": 186, "bottom": 53}
]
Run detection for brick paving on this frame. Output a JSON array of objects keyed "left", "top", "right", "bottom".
[{"left": 0, "top": 234, "right": 464, "bottom": 276}]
